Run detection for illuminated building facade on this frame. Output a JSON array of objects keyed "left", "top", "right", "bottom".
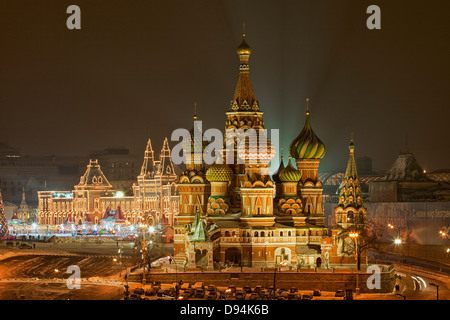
[
  {"left": 132, "top": 137, "right": 179, "bottom": 227},
  {"left": 173, "top": 33, "right": 329, "bottom": 270},
  {"left": 38, "top": 139, "right": 179, "bottom": 228}
]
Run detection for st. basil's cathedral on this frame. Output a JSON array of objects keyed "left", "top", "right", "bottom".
[{"left": 173, "top": 32, "right": 367, "bottom": 270}]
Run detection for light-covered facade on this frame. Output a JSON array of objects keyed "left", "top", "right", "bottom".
[{"left": 38, "top": 139, "right": 179, "bottom": 228}]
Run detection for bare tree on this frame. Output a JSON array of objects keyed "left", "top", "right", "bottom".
[{"left": 337, "top": 219, "right": 385, "bottom": 270}]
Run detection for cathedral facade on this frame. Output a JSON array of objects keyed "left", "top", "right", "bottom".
[{"left": 173, "top": 33, "right": 330, "bottom": 270}]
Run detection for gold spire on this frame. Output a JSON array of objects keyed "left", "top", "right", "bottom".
[
  {"left": 349, "top": 132, "right": 355, "bottom": 154},
  {"left": 193, "top": 102, "right": 198, "bottom": 120},
  {"left": 230, "top": 26, "right": 258, "bottom": 112},
  {"left": 306, "top": 98, "right": 310, "bottom": 116},
  {"left": 237, "top": 23, "right": 251, "bottom": 56}
]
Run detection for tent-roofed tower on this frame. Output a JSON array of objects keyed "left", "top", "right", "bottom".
[
  {"left": 224, "top": 30, "right": 269, "bottom": 211},
  {"left": 155, "top": 137, "right": 177, "bottom": 182},
  {"left": 335, "top": 137, "right": 367, "bottom": 229},
  {"left": 140, "top": 138, "right": 155, "bottom": 178},
  {"left": 17, "top": 187, "right": 31, "bottom": 222},
  {"left": 324, "top": 137, "right": 368, "bottom": 270}
]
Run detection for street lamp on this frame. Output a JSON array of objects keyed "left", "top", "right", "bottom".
[
  {"left": 429, "top": 282, "right": 439, "bottom": 300},
  {"left": 349, "top": 232, "right": 360, "bottom": 295},
  {"left": 388, "top": 224, "right": 403, "bottom": 257},
  {"left": 168, "top": 256, "right": 180, "bottom": 300},
  {"left": 273, "top": 260, "right": 287, "bottom": 300},
  {"left": 140, "top": 224, "right": 155, "bottom": 288},
  {"left": 113, "top": 255, "right": 129, "bottom": 298}
]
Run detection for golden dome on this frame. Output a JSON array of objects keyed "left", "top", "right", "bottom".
[{"left": 237, "top": 34, "right": 251, "bottom": 55}]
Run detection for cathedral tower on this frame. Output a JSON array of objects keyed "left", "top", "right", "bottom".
[
  {"left": 289, "top": 99, "right": 326, "bottom": 226},
  {"left": 334, "top": 138, "right": 367, "bottom": 228}
]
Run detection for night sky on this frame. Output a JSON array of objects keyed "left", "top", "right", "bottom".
[{"left": 1, "top": 1, "right": 449, "bottom": 173}]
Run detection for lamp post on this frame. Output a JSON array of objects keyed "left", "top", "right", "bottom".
[
  {"left": 429, "top": 282, "right": 439, "bottom": 300},
  {"left": 169, "top": 256, "right": 179, "bottom": 300},
  {"left": 113, "top": 255, "right": 129, "bottom": 298},
  {"left": 273, "top": 260, "right": 287, "bottom": 300},
  {"left": 349, "top": 232, "right": 359, "bottom": 295},
  {"left": 138, "top": 222, "right": 148, "bottom": 288},
  {"left": 141, "top": 224, "right": 155, "bottom": 288},
  {"left": 388, "top": 224, "right": 403, "bottom": 257}
]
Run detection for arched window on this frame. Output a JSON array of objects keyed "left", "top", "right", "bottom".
[
  {"left": 280, "top": 231, "right": 283, "bottom": 237},
  {"left": 254, "top": 231, "right": 259, "bottom": 237}
]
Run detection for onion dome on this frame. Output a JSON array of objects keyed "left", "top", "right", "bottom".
[
  {"left": 272, "top": 156, "right": 285, "bottom": 183},
  {"left": 237, "top": 129, "right": 276, "bottom": 161},
  {"left": 237, "top": 35, "right": 251, "bottom": 55},
  {"left": 279, "top": 156, "right": 301, "bottom": 182},
  {"left": 289, "top": 99, "right": 325, "bottom": 160},
  {"left": 206, "top": 164, "right": 233, "bottom": 182}
]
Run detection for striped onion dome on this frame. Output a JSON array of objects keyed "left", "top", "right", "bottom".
[
  {"left": 279, "top": 156, "right": 301, "bottom": 182},
  {"left": 206, "top": 164, "right": 233, "bottom": 182},
  {"left": 289, "top": 109, "right": 325, "bottom": 160},
  {"left": 237, "top": 129, "right": 276, "bottom": 161}
]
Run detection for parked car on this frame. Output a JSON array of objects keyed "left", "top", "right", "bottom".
[
  {"left": 134, "top": 287, "right": 145, "bottom": 295},
  {"left": 335, "top": 290, "right": 345, "bottom": 297},
  {"left": 243, "top": 286, "right": 252, "bottom": 293},
  {"left": 287, "top": 293, "right": 298, "bottom": 300},
  {"left": 250, "top": 293, "right": 259, "bottom": 300},
  {"left": 302, "top": 294, "right": 313, "bottom": 300},
  {"left": 313, "top": 289, "right": 321, "bottom": 296},
  {"left": 18, "top": 243, "right": 32, "bottom": 249},
  {"left": 193, "top": 282, "right": 204, "bottom": 290},
  {"left": 277, "top": 288, "right": 288, "bottom": 294},
  {"left": 218, "top": 292, "right": 227, "bottom": 300},
  {"left": 194, "top": 288, "right": 205, "bottom": 298},
  {"left": 235, "top": 290, "right": 245, "bottom": 300},
  {"left": 289, "top": 287, "right": 298, "bottom": 293},
  {"left": 253, "top": 285, "right": 263, "bottom": 293},
  {"left": 259, "top": 289, "right": 270, "bottom": 300},
  {"left": 207, "top": 285, "right": 216, "bottom": 292},
  {"left": 280, "top": 291, "right": 290, "bottom": 299},
  {"left": 185, "top": 288, "right": 195, "bottom": 297},
  {"left": 206, "top": 291, "right": 217, "bottom": 300},
  {"left": 181, "top": 283, "right": 191, "bottom": 290},
  {"left": 144, "top": 289, "right": 155, "bottom": 296},
  {"left": 157, "top": 288, "right": 169, "bottom": 297}
]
